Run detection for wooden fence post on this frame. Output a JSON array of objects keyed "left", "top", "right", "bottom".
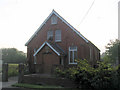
[
  {"left": 18, "top": 63, "right": 24, "bottom": 83},
  {"left": 2, "top": 63, "right": 8, "bottom": 82}
]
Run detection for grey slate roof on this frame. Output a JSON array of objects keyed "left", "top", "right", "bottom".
[{"left": 49, "top": 42, "right": 66, "bottom": 56}]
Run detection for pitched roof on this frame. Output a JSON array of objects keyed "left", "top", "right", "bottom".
[
  {"left": 25, "top": 10, "right": 89, "bottom": 46},
  {"left": 33, "top": 41, "right": 66, "bottom": 56}
]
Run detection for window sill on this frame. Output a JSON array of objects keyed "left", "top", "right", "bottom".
[
  {"left": 69, "top": 63, "right": 77, "bottom": 64},
  {"left": 55, "top": 40, "right": 61, "bottom": 42}
]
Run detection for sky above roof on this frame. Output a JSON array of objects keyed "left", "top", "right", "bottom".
[{"left": 0, "top": 0, "right": 119, "bottom": 54}]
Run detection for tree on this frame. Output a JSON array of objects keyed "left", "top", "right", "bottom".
[
  {"left": 103, "top": 39, "right": 120, "bottom": 64},
  {"left": 1, "top": 48, "right": 26, "bottom": 63}
]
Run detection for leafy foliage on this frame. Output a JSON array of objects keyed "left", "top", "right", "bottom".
[
  {"left": 8, "top": 64, "right": 18, "bottom": 77},
  {"left": 8, "top": 64, "right": 30, "bottom": 77},
  {"left": 55, "top": 59, "right": 120, "bottom": 89},
  {"left": 1, "top": 48, "right": 26, "bottom": 63},
  {"left": 103, "top": 39, "right": 120, "bottom": 64}
]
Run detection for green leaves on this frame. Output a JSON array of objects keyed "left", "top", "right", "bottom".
[
  {"left": 55, "top": 59, "right": 120, "bottom": 89},
  {"left": 103, "top": 39, "right": 120, "bottom": 64}
]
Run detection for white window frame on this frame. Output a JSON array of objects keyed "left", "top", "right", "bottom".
[
  {"left": 34, "top": 48, "right": 37, "bottom": 64},
  {"left": 55, "top": 30, "right": 61, "bottom": 42},
  {"left": 51, "top": 15, "right": 57, "bottom": 24},
  {"left": 69, "top": 46, "right": 77, "bottom": 64},
  {"left": 47, "top": 30, "right": 53, "bottom": 40}
]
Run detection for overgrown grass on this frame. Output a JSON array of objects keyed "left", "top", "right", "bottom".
[
  {"left": 12, "top": 83, "right": 63, "bottom": 89},
  {"left": 8, "top": 64, "right": 18, "bottom": 77}
]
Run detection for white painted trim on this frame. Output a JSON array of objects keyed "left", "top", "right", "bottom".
[
  {"left": 25, "top": 10, "right": 89, "bottom": 46},
  {"left": 69, "top": 63, "right": 77, "bottom": 64},
  {"left": 46, "top": 42, "right": 60, "bottom": 56},
  {"left": 55, "top": 40, "right": 61, "bottom": 42},
  {"left": 25, "top": 11, "right": 54, "bottom": 46},
  {"left": 33, "top": 42, "right": 46, "bottom": 56},
  {"left": 53, "top": 11, "right": 88, "bottom": 43},
  {"left": 33, "top": 42, "right": 60, "bottom": 56},
  {"left": 69, "top": 46, "right": 77, "bottom": 51},
  {"left": 68, "top": 47, "right": 70, "bottom": 64}
]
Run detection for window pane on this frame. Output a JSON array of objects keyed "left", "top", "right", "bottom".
[
  {"left": 51, "top": 16, "right": 57, "bottom": 24},
  {"left": 69, "top": 46, "right": 77, "bottom": 64},
  {"left": 70, "top": 46, "right": 77, "bottom": 51},
  {"left": 70, "top": 51, "right": 73, "bottom": 63},
  {"left": 74, "top": 51, "right": 77, "bottom": 63},
  {"left": 47, "top": 30, "right": 53, "bottom": 40},
  {"left": 55, "top": 30, "right": 61, "bottom": 41}
]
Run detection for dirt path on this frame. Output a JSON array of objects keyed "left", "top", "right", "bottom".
[{"left": 0, "top": 76, "right": 18, "bottom": 89}]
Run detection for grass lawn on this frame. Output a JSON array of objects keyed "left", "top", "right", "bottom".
[{"left": 12, "top": 83, "right": 63, "bottom": 89}]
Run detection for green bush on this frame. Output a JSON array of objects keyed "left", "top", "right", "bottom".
[
  {"left": 90, "top": 61, "right": 114, "bottom": 89},
  {"left": 55, "top": 59, "right": 120, "bottom": 89}
]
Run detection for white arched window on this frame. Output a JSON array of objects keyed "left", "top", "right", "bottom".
[{"left": 51, "top": 15, "right": 57, "bottom": 24}]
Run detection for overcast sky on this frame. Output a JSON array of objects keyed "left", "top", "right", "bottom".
[{"left": 0, "top": 0, "right": 119, "bottom": 54}]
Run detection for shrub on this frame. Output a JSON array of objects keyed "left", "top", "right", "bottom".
[
  {"left": 55, "top": 59, "right": 119, "bottom": 89},
  {"left": 90, "top": 61, "right": 114, "bottom": 89}
]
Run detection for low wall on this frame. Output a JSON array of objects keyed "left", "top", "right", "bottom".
[{"left": 22, "top": 74, "right": 76, "bottom": 88}]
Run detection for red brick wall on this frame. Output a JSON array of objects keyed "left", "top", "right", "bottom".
[{"left": 27, "top": 14, "right": 100, "bottom": 71}]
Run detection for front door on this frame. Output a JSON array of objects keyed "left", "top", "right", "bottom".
[{"left": 43, "top": 54, "right": 54, "bottom": 74}]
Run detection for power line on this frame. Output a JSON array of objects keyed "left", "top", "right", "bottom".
[{"left": 79, "top": 0, "right": 96, "bottom": 25}]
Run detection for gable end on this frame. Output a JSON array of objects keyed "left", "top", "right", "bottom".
[{"left": 25, "top": 10, "right": 89, "bottom": 46}]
